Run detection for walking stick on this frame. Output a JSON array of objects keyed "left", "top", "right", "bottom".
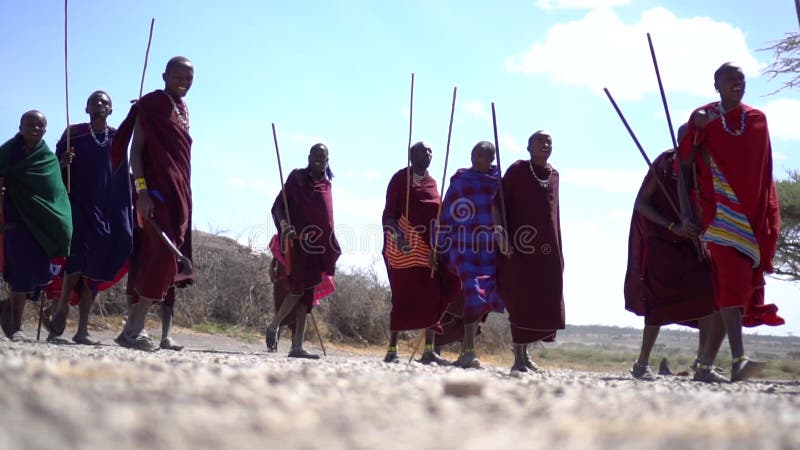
[
  {"left": 645, "top": 33, "right": 706, "bottom": 259},
  {"left": 272, "top": 123, "right": 292, "bottom": 274},
  {"left": 603, "top": 88, "right": 680, "bottom": 217},
  {"left": 407, "top": 332, "right": 425, "bottom": 364},
  {"left": 36, "top": 291, "right": 45, "bottom": 341},
  {"left": 404, "top": 73, "right": 415, "bottom": 220},
  {"left": 431, "top": 86, "right": 457, "bottom": 278},
  {"left": 139, "top": 18, "right": 155, "bottom": 100},
  {"left": 795, "top": 0, "right": 800, "bottom": 30},
  {"left": 490, "top": 103, "right": 508, "bottom": 231},
  {"left": 63, "top": 0, "right": 71, "bottom": 193},
  {"left": 310, "top": 310, "right": 326, "bottom": 357}
]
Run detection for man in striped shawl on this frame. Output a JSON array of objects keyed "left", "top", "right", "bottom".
[
  {"left": 382, "top": 142, "right": 460, "bottom": 364},
  {"left": 678, "top": 63, "right": 783, "bottom": 382}
]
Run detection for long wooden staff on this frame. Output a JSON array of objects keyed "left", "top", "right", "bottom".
[
  {"left": 404, "top": 73, "right": 415, "bottom": 220},
  {"left": 646, "top": 33, "right": 706, "bottom": 259},
  {"left": 430, "top": 86, "right": 457, "bottom": 278},
  {"left": 603, "top": 88, "right": 680, "bottom": 217},
  {"left": 43, "top": 0, "right": 71, "bottom": 341},
  {"left": 138, "top": 18, "right": 155, "bottom": 99},
  {"left": 272, "top": 123, "right": 292, "bottom": 273},
  {"left": 64, "top": 0, "right": 71, "bottom": 194},
  {"left": 795, "top": 0, "right": 800, "bottom": 30},
  {"left": 490, "top": 103, "right": 508, "bottom": 231}
]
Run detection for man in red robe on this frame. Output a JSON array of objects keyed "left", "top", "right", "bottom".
[
  {"left": 114, "top": 57, "right": 195, "bottom": 352},
  {"left": 498, "top": 131, "right": 564, "bottom": 373},
  {"left": 266, "top": 143, "right": 340, "bottom": 359},
  {"left": 678, "top": 62, "right": 783, "bottom": 382},
  {"left": 624, "top": 124, "right": 721, "bottom": 381},
  {"left": 382, "top": 142, "right": 460, "bottom": 365}
]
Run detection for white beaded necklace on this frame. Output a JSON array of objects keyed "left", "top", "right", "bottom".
[
  {"left": 528, "top": 160, "right": 551, "bottom": 189},
  {"left": 163, "top": 90, "right": 190, "bottom": 131},
  {"left": 717, "top": 103, "right": 746, "bottom": 136},
  {"left": 89, "top": 126, "right": 109, "bottom": 147}
]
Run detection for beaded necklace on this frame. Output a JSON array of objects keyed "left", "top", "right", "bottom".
[
  {"left": 163, "top": 90, "right": 190, "bottom": 131},
  {"left": 89, "top": 126, "right": 109, "bottom": 146},
  {"left": 717, "top": 103, "right": 745, "bottom": 136},
  {"left": 528, "top": 160, "right": 551, "bottom": 189}
]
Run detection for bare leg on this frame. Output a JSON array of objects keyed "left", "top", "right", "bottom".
[
  {"left": 631, "top": 324, "right": 659, "bottom": 380},
  {"left": 511, "top": 343, "right": 528, "bottom": 372},
  {"left": 49, "top": 272, "right": 82, "bottom": 337},
  {"left": 9, "top": 292, "right": 27, "bottom": 341},
  {"left": 160, "top": 303, "right": 184, "bottom": 350},
  {"left": 636, "top": 325, "right": 660, "bottom": 366},
  {"left": 455, "top": 321, "right": 480, "bottom": 368},
  {"left": 266, "top": 292, "right": 301, "bottom": 351},
  {"left": 720, "top": 306, "right": 765, "bottom": 381},
  {"left": 288, "top": 305, "right": 319, "bottom": 359},
  {"left": 73, "top": 285, "right": 100, "bottom": 345},
  {"left": 384, "top": 331, "right": 400, "bottom": 363},
  {"left": 418, "top": 329, "right": 450, "bottom": 365},
  {"left": 124, "top": 297, "right": 156, "bottom": 352},
  {"left": 693, "top": 311, "right": 730, "bottom": 382}
]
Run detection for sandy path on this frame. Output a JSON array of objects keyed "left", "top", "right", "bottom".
[{"left": 0, "top": 329, "right": 798, "bottom": 450}]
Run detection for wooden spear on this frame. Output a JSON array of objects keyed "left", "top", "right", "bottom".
[
  {"left": 491, "top": 103, "right": 508, "bottom": 232},
  {"left": 404, "top": 73, "right": 415, "bottom": 220},
  {"left": 430, "top": 86, "right": 457, "bottom": 279}
]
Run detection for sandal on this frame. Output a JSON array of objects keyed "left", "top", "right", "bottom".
[
  {"left": 160, "top": 337, "right": 184, "bottom": 351},
  {"left": 73, "top": 334, "right": 101, "bottom": 346},
  {"left": 631, "top": 362, "right": 657, "bottom": 381},
  {"left": 417, "top": 350, "right": 451, "bottom": 366},
  {"left": 731, "top": 356, "right": 765, "bottom": 382},
  {"left": 288, "top": 348, "right": 320, "bottom": 359}
]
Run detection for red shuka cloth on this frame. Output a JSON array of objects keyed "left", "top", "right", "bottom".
[
  {"left": 381, "top": 168, "right": 459, "bottom": 332},
  {"left": 116, "top": 90, "right": 194, "bottom": 302},
  {"left": 678, "top": 102, "right": 783, "bottom": 326},
  {"left": 623, "top": 151, "right": 715, "bottom": 326},
  {"left": 498, "top": 160, "right": 565, "bottom": 344},
  {"left": 271, "top": 168, "right": 340, "bottom": 298}
]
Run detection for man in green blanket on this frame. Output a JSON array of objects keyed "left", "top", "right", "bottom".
[{"left": 0, "top": 111, "right": 72, "bottom": 342}]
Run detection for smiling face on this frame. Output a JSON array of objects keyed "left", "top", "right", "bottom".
[
  {"left": 19, "top": 110, "right": 47, "bottom": 148},
  {"left": 308, "top": 144, "right": 329, "bottom": 177},
  {"left": 162, "top": 58, "right": 194, "bottom": 98},
  {"left": 527, "top": 131, "right": 552, "bottom": 166},
  {"left": 714, "top": 64, "right": 745, "bottom": 107},
  {"left": 85, "top": 91, "right": 112, "bottom": 120}
]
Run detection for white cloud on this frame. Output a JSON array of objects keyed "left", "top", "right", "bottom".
[
  {"left": 762, "top": 98, "right": 800, "bottom": 141},
  {"left": 560, "top": 167, "right": 645, "bottom": 193},
  {"left": 463, "top": 101, "right": 488, "bottom": 119},
  {"left": 536, "top": 0, "right": 630, "bottom": 10},
  {"left": 506, "top": 7, "right": 760, "bottom": 101},
  {"left": 499, "top": 133, "right": 526, "bottom": 157},
  {"left": 363, "top": 169, "right": 383, "bottom": 181}
]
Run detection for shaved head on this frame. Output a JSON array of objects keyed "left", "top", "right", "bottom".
[
  {"left": 713, "top": 62, "right": 741, "bottom": 83},
  {"left": 166, "top": 56, "right": 193, "bottom": 72},
  {"left": 20, "top": 110, "right": 46, "bottom": 125},
  {"left": 527, "top": 130, "right": 550, "bottom": 147}
]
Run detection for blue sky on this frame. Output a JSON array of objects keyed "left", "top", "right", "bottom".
[{"left": 1, "top": 0, "right": 798, "bottom": 335}]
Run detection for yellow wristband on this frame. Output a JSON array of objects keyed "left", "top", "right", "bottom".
[{"left": 134, "top": 178, "right": 148, "bottom": 193}]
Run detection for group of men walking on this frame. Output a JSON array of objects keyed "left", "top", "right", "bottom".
[
  {"left": 0, "top": 60, "right": 785, "bottom": 382},
  {"left": 0, "top": 56, "right": 196, "bottom": 352}
]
